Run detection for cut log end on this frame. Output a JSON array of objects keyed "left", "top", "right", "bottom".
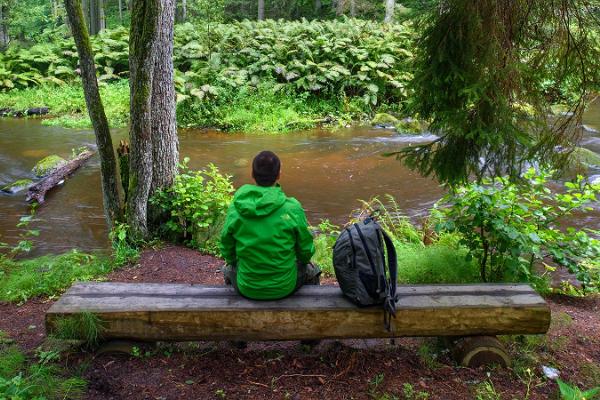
[{"left": 449, "top": 336, "right": 511, "bottom": 368}]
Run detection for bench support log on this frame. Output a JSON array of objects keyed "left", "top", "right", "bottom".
[{"left": 448, "top": 336, "right": 511, "bottom": 368}]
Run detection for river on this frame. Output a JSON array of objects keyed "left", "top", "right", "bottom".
[{"left": 1, "top": 107, "right": 599, "bottom": 255}]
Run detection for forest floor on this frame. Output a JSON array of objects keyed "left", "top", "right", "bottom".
[{"left": 1, "top": 245, "right": 599, "bottom": 400}]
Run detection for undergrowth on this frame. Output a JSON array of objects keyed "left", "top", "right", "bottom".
[{"left": 0, "top": 337, "right": 87, "bottom": 399}]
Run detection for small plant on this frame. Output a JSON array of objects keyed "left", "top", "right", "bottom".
[
  {"left": 402, "top": 383, "right": 429, "bottom": 400},
  {"left": 215, "top": 388, "right": 226, "bottom": 399},
  {"left": 0, "top": 205, "right": 39, "bottom": 259},
  {"left": 557, "top": 379, "right": 600, "bottom": 400},
  {"left": 417, "top": 342, "right": 440, "bottom": 369},
  {"left": 52, "top": 312, "right": 105, "bottom": 347},
  {"left": 474, "top": 378, "right": 500, "bottom": 400},
  {"left": 151, "top": 160, "right": 234, "bottom": 254},
  {"left": 109, "top": 222, "right": 140, "bottom": 266}
]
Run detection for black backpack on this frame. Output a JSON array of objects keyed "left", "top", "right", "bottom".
[{"left": 332, "top": 217, "right": 398, "bottom": 331}]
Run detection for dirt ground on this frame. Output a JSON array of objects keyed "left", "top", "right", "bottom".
[{"left": 1, "top": 245, "right": 599, "bottom": 400}]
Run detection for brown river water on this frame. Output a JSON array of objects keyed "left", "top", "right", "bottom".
[{"left": 1, "top": 108, "right": 600, "bottom": 256}]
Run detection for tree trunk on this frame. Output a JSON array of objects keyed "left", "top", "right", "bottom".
[
  {"left": 313, "top": 0, "right": 321, "bottom": 17},
  {"left": 98, "top": 0, "right": 105, "bottom": 31},
  {"left": 384, "top": 0, "right": 395, "bottom": 23},
  {"left": 350, "top": 0, "right": 356, "bottom": 17},
  {"left": 118, "top": 0, "right": 123, "bottom": 24},
  {"left": 258, "top": 0, "right": 265, "bottom": 20},
  {"left": 0, "top": 4, "right": 9, "bottom": 50},
  {"left": 128, "top": 0, "right": 159, "bottom": 239},
  {"left": 148, "top": 0, "right": 178, "bottom": 227},
  {"left": 63, "top": 0, "right": 122, "bottom": 228},
  {"left": 336, "top": 0, "right": 345, "bottom": 16},
  {"left": 89, "top": 0, "right": 98, "bottom": 34},
  {"left": 176, "top": 0, "right": 186, "bottom": 22}
]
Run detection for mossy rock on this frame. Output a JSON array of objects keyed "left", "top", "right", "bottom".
[
  {"left": 371, "top": 113, "right": 399, "bottom": 128},
  {"left": 561, "top": 147, "right": 600, "bottom": 178},
  {"left": 32, "top": 155, "right": 66, "bottom": 177},
  {"left": 395, "top": 118, "right": 424, "bottom": 134},
  {"left": 1, "top": 179, "right": 34, "bottom": 194}
]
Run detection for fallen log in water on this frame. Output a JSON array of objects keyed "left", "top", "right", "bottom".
[{"left": 26, "top": 149, "right": 95, "bottom": 204}]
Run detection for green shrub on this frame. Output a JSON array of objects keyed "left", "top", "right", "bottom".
[
  {"left": 436, "top": 169, "right": 600, "bottom": 291},
  {"left": 150, "top": 161, "right": 234, "bottom": 254}
]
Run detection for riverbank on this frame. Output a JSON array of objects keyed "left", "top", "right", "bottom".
[
  {"left": 1, "top": 245, "right": 598, "bottom": 399},
  {"left": 0, "top": 80, "right": 394, "bottom": 133}
]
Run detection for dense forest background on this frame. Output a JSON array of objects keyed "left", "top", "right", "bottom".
[{"left": 0, "top": 0, "right": 436, "bottom": 46}]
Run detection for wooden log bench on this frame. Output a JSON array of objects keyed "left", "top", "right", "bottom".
[{"left": 45, "top": 282, "right": 551, "bottom": 367}]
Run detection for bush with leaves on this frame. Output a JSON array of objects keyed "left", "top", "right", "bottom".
[
  {"left": 435, "top": 169, "right": 600, "bottom": 292},
  {"left": 150, "top": 160, "right": 234, "bottom": 254}
]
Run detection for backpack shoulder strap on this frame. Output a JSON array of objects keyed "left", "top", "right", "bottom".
[{"left": 380, "top": 228, "right": 398, "bottom": 331}]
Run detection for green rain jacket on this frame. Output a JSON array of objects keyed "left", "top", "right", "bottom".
[{"left": 219, "top": 184, "right": 315, "bottom": 300}]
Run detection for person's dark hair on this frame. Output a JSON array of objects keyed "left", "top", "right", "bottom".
[{"left": 252, "top": 151, "right": 281, "bottom": 187}]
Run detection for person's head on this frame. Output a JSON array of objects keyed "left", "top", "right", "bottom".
[{"left": 252, "top": 150, "right": 281, "bottom": 187}]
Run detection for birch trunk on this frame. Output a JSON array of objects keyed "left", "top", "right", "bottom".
[
  {"left": 384, "top": 0, "right": 395, "bottom": 23},
  {"left": 0, "top": 4, "right": 9, "bottom": 50},
  {"left": 336, "top": 0, "right": 345, "bottom": 16},
  {"left": 258, "top": 0, "right": 265, "bottom": 20},
  {"left": 128, "top": 0, "right": 159, "bottom": 238},
  {"left": 63, "top": 0, "right": 122, "bottom": 227}
]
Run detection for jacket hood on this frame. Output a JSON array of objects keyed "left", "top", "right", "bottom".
[{"left": 233, "top": 184, "right": 287, "bottom": 218}]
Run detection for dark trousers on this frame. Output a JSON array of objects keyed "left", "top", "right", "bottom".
[{"left": 223, "top": 262, "right": 321, "bottom": 297}]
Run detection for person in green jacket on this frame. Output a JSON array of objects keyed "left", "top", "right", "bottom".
[{"left": 220, "top": 150, "right": 321, "bottom": 300}]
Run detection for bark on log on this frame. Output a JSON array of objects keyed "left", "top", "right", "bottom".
[{"left": 26, "top": 150, "right": 95, "bottom": 204}]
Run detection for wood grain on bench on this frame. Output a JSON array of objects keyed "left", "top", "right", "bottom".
[{"left": 45, "top": 283, "right": 550, "bottom": 341}]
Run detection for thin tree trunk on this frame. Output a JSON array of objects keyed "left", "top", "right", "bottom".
[
  {"left": 384, "top": 0, "right": 395, "bottom": 23},
  {"left": 336, "top": 0, "right": 345, "bottom": 16},
  {"left": 350, "top": 0, "right": 356, "bottom": 16},
  {"left": 63, "top": 0, "right": 122, "bottom": 228},
  {"left": 313, "top": 0, "right": 321, "bottom": 17},
  {"left": 148, "top": 0, "right": 178, "bottom": 226},
  {"left": 128, "top": 0, "right": 159, "bottom": 239},
  {"left": 98, "top": 0, "right": 105, "bottom": 31},
  {"left": 0, "top": 4, "right": 9, "bottom": 50},
  {"left": 118, "top": 0, "right": 123, "bottom": 23},
  {"left": 89, "top": 0, "right": 97, "bottom": 34},
  {"left": 176, "top": 0, "right": 186, "bottom": 22},
  {"left": 258, "top": 0, "right": 265, "bottom": 20}
]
